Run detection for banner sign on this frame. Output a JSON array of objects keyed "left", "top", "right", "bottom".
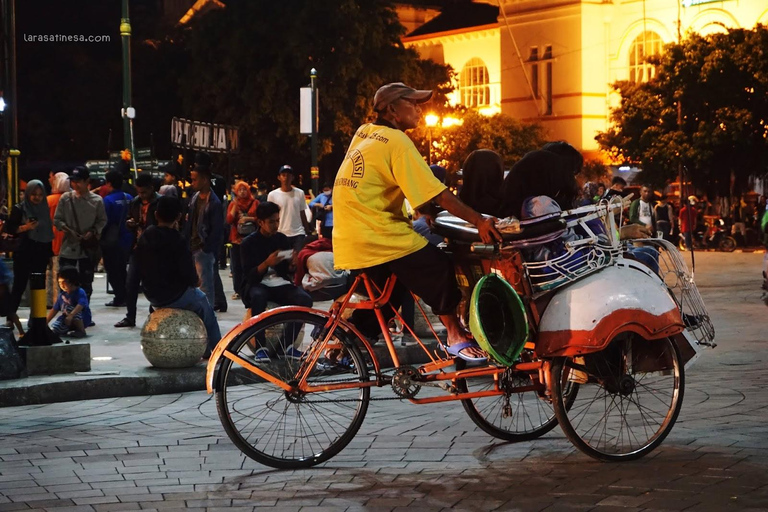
[{"left": 171, "top": 117, "right": 239, "bottom": 154}]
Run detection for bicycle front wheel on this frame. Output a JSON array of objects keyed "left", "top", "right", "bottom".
[
  {"left": 214, "top": 311, "right": 370, "bottom": 469},
  {"left": 551, "top": 335, "right": 684, "bottom": 461}
]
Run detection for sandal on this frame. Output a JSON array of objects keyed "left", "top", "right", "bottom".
[{"left": 441, "top": 341, "right": 487, "bottom": 363}]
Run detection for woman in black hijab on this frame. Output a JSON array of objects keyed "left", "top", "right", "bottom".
[
  {"left": 5, "top": 180, "right": 54, "bottom": 332},
  {"left": 500, "top": 149, "right": 580, "bottom": 219},
  {"left": 458, "top": 149, "right": 505, "bottom": 217}
]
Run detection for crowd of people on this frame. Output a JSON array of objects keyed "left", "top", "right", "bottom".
[
  {"left": 1, "top": 80, "right": 767, "bottom": 363},
  {"left": 0, "top": 151, "right": 348, "bottom": 359}
]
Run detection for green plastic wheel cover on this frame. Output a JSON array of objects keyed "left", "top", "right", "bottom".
[{"left": 469, "top": 273, "right": 529, "bottom": 366}]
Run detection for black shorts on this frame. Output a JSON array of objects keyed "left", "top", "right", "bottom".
[{"left": 362, "top": 243, "right": 460, "bottom": 316}]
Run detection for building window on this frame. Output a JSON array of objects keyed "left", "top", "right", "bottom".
[
  {"left": 543, "top": 45, "right": 553, "bottom": 115},
  {"left": 629, "top": 31, "right": 663, "bottom": 83},
  {"left": 460, "top": 58, "right": 490, "bottom": 107},
  {"left": 529, "top": 47, "right": 540, "bottom": 99}
]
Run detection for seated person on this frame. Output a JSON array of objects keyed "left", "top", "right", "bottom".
[
  {"left": 46, "top": 266, "right": 91, "bottom": 338},
  {"left": 134, "top": 196, "right": 222, "bottom": 355},
  {"left": 458, "top": 150, "right": 505, "bottom": 218},
  {"left": 294, "top": 238, "right": 350, "bottom": 301},
  {"left": 506, "top": 143, "right": 655, "bottom": 270},
  {"left": 240, "top": 201, "right": 312, "bottom": 359}
]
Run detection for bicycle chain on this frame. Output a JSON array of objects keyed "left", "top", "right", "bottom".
[{"left": 288, "top": 371, "right": 423, "bottom": 404}]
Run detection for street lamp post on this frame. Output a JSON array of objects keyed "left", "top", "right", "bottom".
[
  {"left": 424, "top": 113, "right": 438, "bottom": 165},
  {"left": 120, "top": 0, "right": 134, "bottom": 161},
  {"left": 310, "top": 68, "right": 319, "bottom": 195}
]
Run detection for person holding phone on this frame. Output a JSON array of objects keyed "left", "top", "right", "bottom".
[
  {"left": 5, "top": 180, "right": 54, "bottom": 334},
  {"left": 239, "top": 201, "right": 312, "bottom": 360}
]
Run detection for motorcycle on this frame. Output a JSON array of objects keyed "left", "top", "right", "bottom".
[{"left": 679, "top": 217, "right": 736, "bottom": 252}]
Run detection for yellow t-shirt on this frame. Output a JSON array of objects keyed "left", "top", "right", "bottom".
[{"left": 333, "top": 123, "right": 446, "bottom": 269}]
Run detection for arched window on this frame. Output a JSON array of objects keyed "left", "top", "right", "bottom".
[
  {"left": 460, "top": 58, "right": 490, "bottom": 107},
  {"left": 629, "top": 31, "right": 663, "bottom": 83}
]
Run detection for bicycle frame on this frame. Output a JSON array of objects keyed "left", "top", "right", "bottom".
[{"left": 205, "top": 273, "right": 549, "bottom": 404}]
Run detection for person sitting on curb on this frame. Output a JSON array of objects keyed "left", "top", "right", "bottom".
[
  {"left": 134, "top": 196, "right": 222, "bottom": 356},
  {"left": 240, "top": 201, "right": 312, "bottom": 360},
  {"left": 46, "top": 266, "right": 91, "bottom": 338}
]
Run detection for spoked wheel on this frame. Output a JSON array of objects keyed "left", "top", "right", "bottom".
[
  {"left": 551, "top": 335, "right": 684, "bottom": 461},
  {"left": 719, "top": 236, "right": 737, "bottom": 252},
  {"left": 456, "top": 355, "right": 577, "bottom": 441},
  {"left": 214, "top": 311, "right": 370, "bottom": 469}
]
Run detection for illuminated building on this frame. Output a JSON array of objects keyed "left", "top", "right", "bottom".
[{"left": 402, "top": 1, "right": 768, "bottom": 158}]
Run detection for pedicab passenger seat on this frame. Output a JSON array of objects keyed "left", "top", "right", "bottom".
[{"left": 432, "top": 211, "right": 567, "bottom": 248}]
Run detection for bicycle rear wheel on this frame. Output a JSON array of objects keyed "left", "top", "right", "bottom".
[
  {"left": 214, "top": 311, "right": 370, "bottom": 469},
  {"left": 551, "top": 335, "right": 684, "bottom": 461}
]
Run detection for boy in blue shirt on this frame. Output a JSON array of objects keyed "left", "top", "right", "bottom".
[{"left": 46, "top": 266, "right": 91, "bottom": 338}]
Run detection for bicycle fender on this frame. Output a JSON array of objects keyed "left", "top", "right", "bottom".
[
  {"left": 536, "top": 262, "right": 685, "bottom": 358},
  {"left": 205, "top": 306, "right": 378, "bottom": 394}
]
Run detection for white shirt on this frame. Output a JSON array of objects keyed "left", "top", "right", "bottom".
[
  {"left": 267, "top": 187, "right": 311, "bottom": 237},
  {"left": 638, "top": 200, "right": 653, "bottom": 228}
]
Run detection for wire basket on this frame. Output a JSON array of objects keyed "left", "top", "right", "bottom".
[
  {"left": 523, "top": 243, "right": 618, "bottom": 293},
  {"left": 521, "top": 199, "right": 623, "bottom": 294},
  {"left": 626, "top": 238, "right": 716, "bottom": 347}
]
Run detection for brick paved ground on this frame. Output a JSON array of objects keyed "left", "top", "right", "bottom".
[{"left": 1, "top": 252, "right": 767, "bottom": 511}]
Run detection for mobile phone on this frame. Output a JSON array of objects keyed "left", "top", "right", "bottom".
[{"left": 29, "top": 217, "right": 37, "bottom": 222}]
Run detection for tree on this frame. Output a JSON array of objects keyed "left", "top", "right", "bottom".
[
  {"left": 167, "top": 0, "right": 452, "bottom": 187},
  {"left": 409, "top": 110, "right": 545, "bottom": 174},
  {"left": 596, "top": 25, "right": 768, "bottom": 196}
]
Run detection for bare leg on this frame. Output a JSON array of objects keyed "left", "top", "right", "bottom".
[
  {"left": 8, "top": 313, "right": 24, "bottom": 336},
  {"left": 439, "top": 314, "right": 486, "bottom": 358}
]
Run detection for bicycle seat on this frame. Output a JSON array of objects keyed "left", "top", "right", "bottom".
[{"left": 432, "top": 211, "right": 567, "bottom": 246}]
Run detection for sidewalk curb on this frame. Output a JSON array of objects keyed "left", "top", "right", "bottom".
[{"left": 0, "top": 340, "right": 440, "bottom": 407}]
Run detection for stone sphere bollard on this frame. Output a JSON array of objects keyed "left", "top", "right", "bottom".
[{"left": 140, "top": 309, "right": 207, "bottom": 368}]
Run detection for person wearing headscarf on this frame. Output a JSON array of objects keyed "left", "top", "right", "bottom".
[
  {"left": 226, "top": 180, "right": 258, "bottom": 299},
  {"left": 5, "top": 180, "right": 54, "bottom": 332},
  {"left": 458, "top": 149, "right": 505, "bottom": 218},
  {"left": 500, "top": 149, "right": 580, "bottom": 219},
  {"left": 579, "top": 182, "right": 599, "bottom": 206},
  {"left": 46, "top": 172, "right": 71, "bottom": 306}
]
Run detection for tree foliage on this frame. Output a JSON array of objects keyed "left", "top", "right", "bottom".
[
  {"left": 409, "top": 110, "right": 545, "bottom": 173},
  {"left": 169, "top": 0, "right": 452, "bottom": 186},
  {"left": 596, "top": 25, "right": 768, "bottom": 196}
]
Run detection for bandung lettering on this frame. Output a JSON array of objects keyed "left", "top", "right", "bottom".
[{"left": 334, "top": 177, "right": 359, "bottom": 189}]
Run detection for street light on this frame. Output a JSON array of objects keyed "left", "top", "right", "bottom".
[{"left": 424, "top": 113, "right": 438, "bottom": 165}]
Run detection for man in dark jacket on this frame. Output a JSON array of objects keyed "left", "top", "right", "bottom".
[
  {"left": 240, "top": 201, "right": 312, "bottom": 359},
  {"left": 182, "top": 152, "right": 224, "bottom": 308},
  {"left": 115, "top": 173, "right": 160, "bottom": 328},
  {"left": 134, "top": 196, "right": 221, "bottom": 353},
  {"left": 101, "top": 170, "right": 133, "bottom": 307}
]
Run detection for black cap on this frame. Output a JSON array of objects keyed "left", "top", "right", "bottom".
[
  {"left": 278, "top": 164, "right": 293, "bottom": 175},
  {"left": 69, "top": 166, "right": 90, "bottom": 181},
  {"left": 194, "top": 151, "right": 212, "bottom": 171}
]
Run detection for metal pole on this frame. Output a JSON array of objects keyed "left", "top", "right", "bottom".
[
  {"left": 310, "top": 68, "right": 319, "bottom": 195},
  {"left": 7, "top": 0, "right": 17, "bottom": 147},
  {"left": 129, "top": 118, "right": 138, "bottom": 182},
  {"left": 427, "top": 128, "right": 432, "bottom": 165},
  {"left": 120, "top": 0, "right": 133, "bottom": 152}
]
